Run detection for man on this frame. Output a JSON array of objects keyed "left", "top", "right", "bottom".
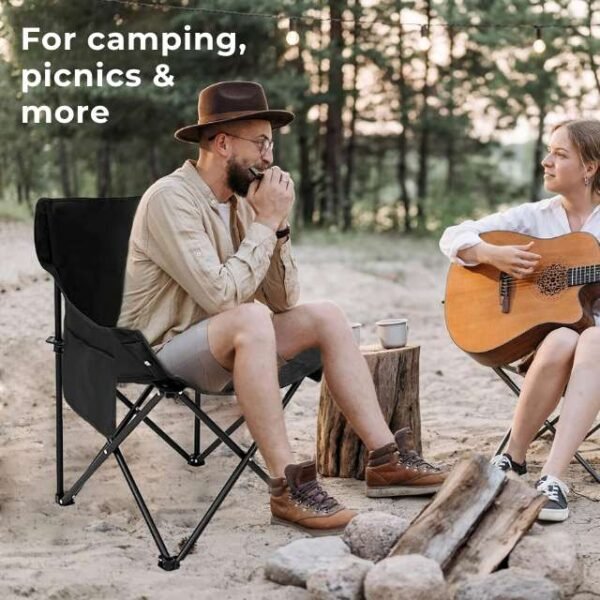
[{"left": 118, "top": 81, "right": 447, "bottom": 536}]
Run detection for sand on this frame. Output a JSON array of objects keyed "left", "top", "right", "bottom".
[{"left": 1, "top": 221, "right": 599, "bottom": 599}]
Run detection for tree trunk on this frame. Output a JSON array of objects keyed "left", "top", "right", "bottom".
[
  {"left": 416, "top": 1, "right": 433, "bottom": 231},
  {"left": 148, "top": 143, "right": 160, "bottom": 182},
  {"left": 57, "top": 134, "right": 72, "bottom": 197},
  {"left": 97, "top": 138, "right": 112, "bottom": 197},
  {"left": 587, "top": 1, "right": 600, "bottom": 96},
  {"left": 72, "top": 156, "right": 80, "bottom": 196},
  {"left": 342, "top": 1, "right": 361, "bottom": 231},
  {"left": 530, "top": 106, "right": 546, "bottom": 202},
  {"left": 294, "top": 31, "right": 315, "bottom": 229},
  {"left": 322, "top": 0, "right": 345, "bottom": 227},
  {"left": 445, "top": 20, "right": 456, "bottom": 194},
  {"left": 397, "top": 25, "right": 412, "bottom": 233}
]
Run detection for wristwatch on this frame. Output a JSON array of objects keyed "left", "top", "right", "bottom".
[{"left": 276, "top": 225, "right": 291, "bottom": 239}]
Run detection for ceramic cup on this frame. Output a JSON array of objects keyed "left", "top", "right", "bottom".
[
  {"left": 350, "top": 322, "right": 362, "bottom": 345},
  {"left": 375, "top": 318, "right": 408, "bottom": 349}
]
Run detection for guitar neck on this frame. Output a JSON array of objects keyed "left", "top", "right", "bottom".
[{"left": 568, "top": 264, "right": 600, "bottom": 286}]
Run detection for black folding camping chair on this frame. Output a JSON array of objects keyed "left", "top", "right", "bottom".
[
  {"left": 493, "top": 363, "right": 600, "bottom": 483},
  {"left": 34, "top": 196, "right": 322, "bottom": 570}
]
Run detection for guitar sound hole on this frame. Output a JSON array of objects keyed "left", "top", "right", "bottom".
[{"left": 535, "top": 264, "right": 568, "bottom": 297}]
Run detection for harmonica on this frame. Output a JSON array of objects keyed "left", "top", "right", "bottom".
[{"left": 248, "top": 167, "right": 265, "bottom": 180}]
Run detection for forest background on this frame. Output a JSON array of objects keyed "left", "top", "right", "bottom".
[{"left": 0, "top": 0, "right": 599, "bottom": 234}]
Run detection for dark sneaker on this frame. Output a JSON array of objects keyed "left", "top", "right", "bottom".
[
  {"left": 365, "top": 428, "right": 448, "bottom": 497},
  {"left": 269, "top": 460, "right": 356, "bottom": 536},
  {"left": 490, "top": 453, "right": 527, "bottom": 475},
  {"left": 536, "top": 475, "right": 569, "bottom": 522}
]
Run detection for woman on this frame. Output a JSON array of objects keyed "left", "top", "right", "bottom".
[{"left": 440, "top": 119, "right": 600, "bottom": 522}]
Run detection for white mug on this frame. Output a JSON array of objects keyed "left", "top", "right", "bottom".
[
  {"left": 376, "top": 318, "right": 409, "bottom": 349},
  {"left": 350, "top": 322, "right": 362, "bottom": 345}
]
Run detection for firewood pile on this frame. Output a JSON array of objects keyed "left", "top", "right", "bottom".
[{"left": 265, "top": 454, "right": 583, "bottom": 599}]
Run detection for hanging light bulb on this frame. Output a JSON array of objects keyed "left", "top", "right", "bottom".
[
  {"left": 533, "top": 26, "right": 546, "bottom": 53},
  {"left": 286, "top": 20, "right": 300, "bottom": 46},
  {"left": 418, "top": 24, "right": 431, "bottom": 51}
]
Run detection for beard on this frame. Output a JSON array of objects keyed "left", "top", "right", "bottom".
[{"left": 226, "top": 156, "right": 254, "bottom": 196}]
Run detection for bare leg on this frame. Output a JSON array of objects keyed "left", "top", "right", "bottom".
[
  {"left": 505, "top": 328, "right": 578, "bottom": 463},
  {"left": 208, "top": 303, "right": 294, "bottom": 478},
  {"left": 273, "top": 301, "right": 395, "bottom": 451},
  {"left": 543, "top": 326, "right": 600, "bottom": 479}
]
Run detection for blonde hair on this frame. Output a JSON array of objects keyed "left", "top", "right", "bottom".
[{"left": 552, "top": 119, "right": 600, "bottom": 195}]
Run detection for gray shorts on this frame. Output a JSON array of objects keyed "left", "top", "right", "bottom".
[
  {"left": 156, "top": 318, "right": 291, "bottom": 393},
  {"left": 157, "top": 319, "right": 233, "bottom": 393}
]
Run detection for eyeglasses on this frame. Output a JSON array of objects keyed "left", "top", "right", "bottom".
[{"left": 209, "top": 132, "right": 274, "bottom": 155}]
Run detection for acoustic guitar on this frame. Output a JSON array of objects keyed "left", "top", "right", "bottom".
[{"left": 444, "top": 231, "right": 600, "bottom": 367}]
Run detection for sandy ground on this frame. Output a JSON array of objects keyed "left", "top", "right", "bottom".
[{"left": 1, "top": 220, "right": 599, "bottom": 599}]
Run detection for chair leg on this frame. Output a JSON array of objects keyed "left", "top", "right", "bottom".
[
  {"left": 494, "top": 427, "right": 512, "bottom": 456},
  {"left": 117, "top": 388, "right": 192, "bottom": 462},
  {"left": 537, "top": 419, "right": 600, "bottom": 484},
  {"left": 188, "top": 390, "right": 204, "bottom": 467},
  {"left": 50, "top": 283, "right": 67, "bottom": 504},
  {"left": 114, "top": 448, "right": 171, "bottom": 563},
  {"left": 175, "top": 438, "right": 262, "bottom": 567},
  {"left": 493, "top": 367, "right": 600, "bottom": 482},
  {"left": 198, "top": 380, "right": 302, "bottom": 464},
  {"left": 59, "top": 390, "right": 164, "bottom": 505},
  {"left": 178, "top": 391, "right": 270, "bottom": 483}
]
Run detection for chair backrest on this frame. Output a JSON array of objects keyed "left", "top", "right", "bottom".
[{"left": 34, "top": 197, "right": 140, "bottom": 327}]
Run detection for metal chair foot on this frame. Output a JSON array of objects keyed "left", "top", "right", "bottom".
[
  {"left": 158, "top": 555, "right": 180, "bottom": 571},
  {"left": 55, "top": 494, "right": 75, "bottom": 506},
  {"left": 187, "top": 454, "right": 205, "bottom": 467}
]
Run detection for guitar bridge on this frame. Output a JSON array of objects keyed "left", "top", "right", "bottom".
[{"left": 499, "top": 272, "right": 511, "bottom": 313}]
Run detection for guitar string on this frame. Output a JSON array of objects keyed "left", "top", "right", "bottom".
[{"left": 500, "top": 267, "right": 600, "bottom": 289}]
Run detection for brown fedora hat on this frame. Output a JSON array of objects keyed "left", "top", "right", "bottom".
[{"left": 174, "top": 81, "right": 294, "bottom": 144}]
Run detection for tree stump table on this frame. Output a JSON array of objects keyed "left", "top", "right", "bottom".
[{"left": 316, "top": 344, "right": 421, "bottom": 480}]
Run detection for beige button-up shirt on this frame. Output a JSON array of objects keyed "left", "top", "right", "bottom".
[{"left": 117, "top": 160, "right": 299, "bottom": 347}]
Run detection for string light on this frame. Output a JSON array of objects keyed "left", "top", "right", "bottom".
[
  {"left": 286, "top": 20, "right": 299, "bottom": 46},
  {"left": 99, "top": 0, "right": 597, "bottom": 34},
  {"left": 533, "top": 26, "right": 546, "bottom": 53}
]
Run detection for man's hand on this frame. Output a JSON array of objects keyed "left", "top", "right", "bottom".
[
  {"left": 460, "top": 241, "right": 541, "bottom": 279},
  {"left": 246, "top": 166, "right": 295, "bottom": 231}
]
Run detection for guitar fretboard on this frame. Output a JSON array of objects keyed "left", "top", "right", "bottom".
[{"left": 568, "top": 265, "right": 600, "bottom": 286}]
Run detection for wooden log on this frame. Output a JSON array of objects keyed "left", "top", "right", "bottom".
[
  {"left": 445, "top": 477, "right": 546, "bottom": 585},
  {"left": 316, "top": 344, "right": 421, "bottom": 480},
  {"left": 388, "top": 454, "right": 506, "bottom": 568}
]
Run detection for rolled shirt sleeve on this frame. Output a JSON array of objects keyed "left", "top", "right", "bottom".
[
  {"left": 439, "top": 203, "right": 535, "bottom": 266},
  {"left": 256, "top": 238, "right": 300, "bottom": 312}
]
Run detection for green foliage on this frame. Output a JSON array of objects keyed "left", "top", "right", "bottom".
[{"left": 0, "top": 0, "right": 597, "bottom": 229}]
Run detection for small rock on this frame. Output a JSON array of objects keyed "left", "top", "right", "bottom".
[
  {"left": 364, "top": 554, "right": 449, "bottom": 600},
  {"left": 265, "top": 537, "right": 351, "bottom": 588},
  {"left": 343, "top": 511, "right": 408, "bottom": 562},
  {"left": 509, "top": 526, "right": 581, "bottom": 596},
  {"left": 307, "top": 555, "right": 374, "bottom": 600},
  {"left": 454, "top": 568, "right": 562, "bottom": 600}
]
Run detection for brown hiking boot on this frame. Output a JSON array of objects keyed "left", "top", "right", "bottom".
[
  {"left": 365, "top": 428, "right": 447, "bottom": 497},
  {"left": 269, "top": 460, "right": 356, "bottom": 536}
]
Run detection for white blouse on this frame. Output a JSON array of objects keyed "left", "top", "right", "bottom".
[{"left": 439, "top": 195, "right": 600, "bottom": 325}]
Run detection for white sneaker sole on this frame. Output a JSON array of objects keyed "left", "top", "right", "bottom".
[
  {"left": 537, "top": 506, "right": 569, "bottom": 522},
  {"left": 366, "top": 484, "right": 441, "bottom": 498}
]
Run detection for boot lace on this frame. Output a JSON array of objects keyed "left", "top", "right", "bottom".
[
  {"left": 398, "top": 449, "right": 438, "bottom": 472},
  {"left": 537, "top": 476, "right": 569, "bottom": 503},
  {"left": 291, "top": 480, "right": 340, "bottom": 513}
]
